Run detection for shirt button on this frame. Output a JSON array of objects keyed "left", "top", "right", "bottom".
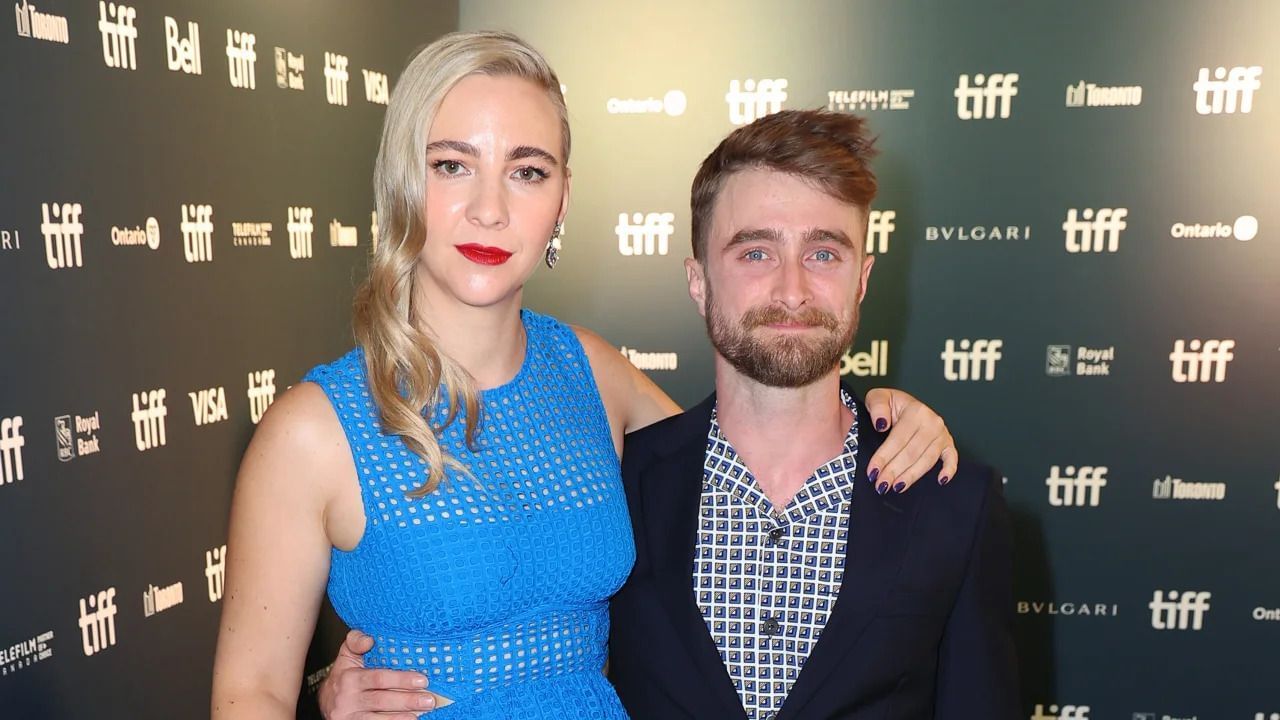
[
  {"left": 767, "top": 527, "right": 785, "bottom": 544},
  {"left": 762, "top": 617, "right": 780, "bottom": 635}
]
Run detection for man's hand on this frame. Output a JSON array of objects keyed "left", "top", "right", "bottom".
[
  {"left": 318, "top": 630, "right": 443, "bottom": 718},
  {"left": 864, "top": 388, "right": 959, "bottom": 494}
]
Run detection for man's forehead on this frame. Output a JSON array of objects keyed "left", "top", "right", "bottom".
[{"left": 711, "top": 171, "right": 865, "bottom": 236}]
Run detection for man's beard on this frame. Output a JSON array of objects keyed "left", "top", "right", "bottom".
[{"left": 704, "top": 280, "right": 858, "bottom": 388}]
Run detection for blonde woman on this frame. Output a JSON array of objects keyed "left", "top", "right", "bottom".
[{"left": 210, "top": 31, "right": 957, "bottom": 719}]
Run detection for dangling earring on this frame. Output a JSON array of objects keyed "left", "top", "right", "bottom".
[{"left": 545, "top": 222, "right": 563, "bottom": 269}]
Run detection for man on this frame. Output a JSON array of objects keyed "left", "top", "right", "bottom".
[{"left": 320, "top": 110, "right": 1017, "bottom": 718}]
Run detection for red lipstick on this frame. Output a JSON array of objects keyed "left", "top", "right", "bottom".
[{"left": 456, "top": 244, "right": 513, "bottom": 265}]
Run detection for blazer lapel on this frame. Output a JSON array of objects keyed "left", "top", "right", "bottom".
[
  {"left": 775, "top": 394, "right": 922, "bottom": 720},
  {"left": 641, "top": 393, "right": 747, "bottom": 720}
]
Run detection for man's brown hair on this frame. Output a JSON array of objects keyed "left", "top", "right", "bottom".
[{"left": 690, "top": 109, "right": 879, "bottom": 260}]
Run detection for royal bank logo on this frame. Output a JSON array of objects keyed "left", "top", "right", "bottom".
[
  {"left": 55, "top": 411, "right": 102, "bottom": 462},
  {"left": 226, "top": 28, "right": 256, "bottom": 89},
  {"left": 1170, "top": 215, "right": 1258, "bottom": 241},
  {"left": 97, "top": 1, "right": 137, "bottom": 70},
  {"left": 181, "top": 203, "right": 213, "bottom": 262},
  {"left": 726, "top": 78, "right": 787, "bottom": 125},
  {"left": 164, "top": 16, "right": 200, "bottom": 74},
  {"left": 206, "top": 544, "right": 227, "bottom": 602},
  {"left": 1149, "top": 590, "right": 1211, "bottom": 630},
  {"left": 14, "top": 0, "right": 68, "bottom": 44},
  {"left": 1194, "top": 65, "right": 1262, "bottom": 114},
  {"left": 827, "top": 88, "right": 913, "bottom": 112},
  {"left": 131, "top": 389, "right": 167, "bottom": 452},
  {"left": 287, "top": 206, "right": 314, "bottom": 258},
  {"left": 941, "top": 339, "right": 1003, "bottom": 381},
  {"left": 189, "top": 386, "right": 228, "bottom": 426},
  {"left": 1046, "top": 465, "right": 1107, "bottom": 507},
  {"left": 607, "top": 89, "right": 686, "bottom": 116},
  {"left": 0, "top": 415, "right": 25, "bottom": 486},
  {"left": 616, "top": 212, "right": 675, "bottom": 256},
  {"left": 1063, "top": 208, "right": 1126, "bottom": 253},
  {"left": 329, "top": 219, "right": 357, "bottom": 247},
  {"left": 78, "top": 587, "right": 118, "bottom": 656},
  {"left": 1065, "top": 81, "right": 1142, "bottom": 108},
  {"left": 1, "top": 228, "right": 20, "bottom": 250},
  {"left": 1169, "top": 339, "right": 1235, "bottom": 383},
  {"left": 324, "top": 52, "right": 349, "bottom": 106},
  {"left": 866, "top": 210, "right": 895, "bottom": 254},
  {"left": 619, "top": 347, "right": 679, "bottom": 371},
  {"left": 1016, "top": 601, "right": 1118, "bottom": 618},
  {"left": 111, "top": 217, "right": 159, "bottom": 250},
  {"left": 142, "top": 580, "right": 184, "bottom": 618},
  {"left": 363, "top": 68, "right": 389, "bottom": 105},
  {"left": 0, "top": 629, "right": 54, "bottom": 677},
  {"left": 42, "top": 202, "right": 84, "bottom": 269},
  {"left": 840, "top": 340, "right": 889, "bottom": 378},
  {"left": 1045, "top": 345, "right": 1114, "bottom": 377},
  {"left": 925, "top": 224, "right": 1030, "bottom": 242},
  {"left": 231, "top": 221, "right": 272, "bottom": 247},
  {"left": 274, "top": 47, "right": 304, "bottom": 90},
  {"left": 1152, "top": 475, "right": 1226, "bottom": 501},
  {"left": 955, "top": 72, "right": 1019, "bottom": 119},
  {"left": 247, "top": 369, "right": 277, "bottom": 424},
  {"left": 1030, "top": 705, "right": 1090, "bottom": 720}
]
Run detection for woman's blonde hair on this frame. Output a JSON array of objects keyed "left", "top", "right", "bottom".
[{"left": 353, "top": 31, "right": 569, "bottom": 498}]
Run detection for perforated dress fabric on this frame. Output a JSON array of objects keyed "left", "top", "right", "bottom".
[{"left": 303, "top": 310, "right": 635, "bottom": 718}]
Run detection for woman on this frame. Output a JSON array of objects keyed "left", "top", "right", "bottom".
[{"left": 210, "top": 31, "right": 956, "bottom": 719}]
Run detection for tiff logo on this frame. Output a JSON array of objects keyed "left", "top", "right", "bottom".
[
  {"left": 726, "top": 78, "right": 788, "bottom": 125},
  {"left": 131, "top": 389, "right": 167, "bottom": 451},
  {"left": 97, "top": 2, "right": 137, "bottom": 70},
  {"left": 164, "top": 16, "right": 200, "bottom": 75},
  {"left": 78, "top": 587, "right": 118, "bottom": 656},
  {"left": 226, "top": 28, "right": 256, "bottom": 89},
  {"left": 288, "top": 206, "right": 314, "bottom": 259},
  {"left": 866, "top": 210, "right": 895, "bottom": 254},
  {"left": 616, "top": 212, "right": 675, "bottom": 256},
  {"left": 181, "top": 203, "right": 213, "bottom": 262},
  {"left": 955, "top": 72, "right": 1019, "bottom": 120},
  {"left": 1256, "top": 714, "right": 1280, "bottom": 720},
  {"left": 189, "top": 386, "right": 228, "bottom": 426},
  {"left": 363, "top": 68, "right": 388, "bottom": 105},
  {"left": 247, "top": 369, "right": 277, "bottom": 424},
  {"left": 41, "top": 202, "right": 84, "bottom": 269},
  {"left": 1030, "top": 705, "right": 1090, "bottom": 720},
  {"left": 0, "top": 416, "right": 25, "bottom": 486},
  {"left": 941, "top": 339, "right": 1003, "bottom": 381},
  {"left": 1046, "top": 465, "right": 1107, "bottom": 507},
  {"left": 1149, "top": 590, "right": 1211, "bottom": 630},
  {"left": 1194, "top": 65, "right": 1262, "bottom": 114},
  {"left": 325, "top": 52, "right": 349, "bottom": 106},
  {"left": 206, "top": 544, "right": 227, "bottom": 602},
  {"left": 1063, "top": 208, "right": 1127, "bottom": 253},
  {"left": 1169, "top": 339, "right": 1235, "bottom": 383},
  {"left": 15, "top": 0, "right": 69, "bottom": 44}
]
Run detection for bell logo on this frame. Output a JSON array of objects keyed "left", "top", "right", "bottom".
[
  {"left": 41, "top": 202, "right": 84, "bottom": 269},
  {"left": 164, "top": 16, "right": 201, "bottom": 75},
  {"left": 1169, "top": 339, "right": 1235, "bottom": 383},
  {"left": 954, "top": 72, "right": 1019, "bottom": 120},
  {"left": 225, "top": 28, "right": 256, "bottom": 89},
  {"left": 1030, "top": 705, "right": 1090, "bottom": 720},
  {"left": 97, "top": 2, "right": 137, "bottom": 71},
  {"left": 287, "top": 206, "right": 314, "bottom": 259},
  {"left": 325, "top": 52, "right": 349, "bottom": 106},
  {"left": 131, "top": 389, "right": 167, "bottom": 452},
  {"left": 726, "top": 78, "right": 788, "bottom": 125},
  {"left": 1063, "top": 208, "right": 1127, "bottom": 253},
  {"left": 1045, "top": 465, "right": 1107, "bottom": 507},
  {"left": 1149, "top": 590, "right": 1211, "bottom": 630},
  {"left": 247, "top": 369, "right": 277, "bottom": 424},
  {"left": 181, "top": 203, "right": 214, "bottom": 263},
  {"left": 940, "top": 339, "right": 1003, "bottom": 381},
  {"left": 0, "top": 416, "right": 25, "bottom": 486},
  {"left": 1193, "top": 65, "right": 1262, "bottom": 114},
  {"left": 866, "top": 210, "right": 895, "bottom": 254},
  {"left": 78, "top": 587, "right": 118, "bottom": 656},
  {"left": 206, "top": 545, "right": 227, "bottom": 602},
  {"left": 616, "top": 212, "right": 675, "bottom": 256},
  {"left": 839, "top": 341, "right": 888, "bottom": 378}
]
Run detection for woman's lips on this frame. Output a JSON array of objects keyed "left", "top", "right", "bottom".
[{"left": 455, "top": 244, "right": 513, "bottom": 265}]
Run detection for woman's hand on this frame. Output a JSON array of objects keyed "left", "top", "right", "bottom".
[{"left": 863, "top": 388, "right": 959, "bottom": 494}]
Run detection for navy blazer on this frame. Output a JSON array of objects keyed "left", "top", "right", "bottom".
[{"left": 608, "top": 391, "right": 1019, "bottom": 719}]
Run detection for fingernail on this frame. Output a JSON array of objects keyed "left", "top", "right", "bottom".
[
  {"left": 875, "top": 417, "right": 887, "bottom": 432},
  {"left": 893, "top": 482, "right": 906, "bottom": 493},
  {"left": 877, "top": 481, "right": 889, "bottom": 495},
  {"left": 416, "top": 695, "right": 435, "bottom": 709},
  {"left": 939, "top": 475, "right": 951, "bottom": 486},
  {"left": 868, "top": 468, "right": 879, "bottom": 485},
  {"left": 412, "top": 675, "right": 427, "bottom": 688}
]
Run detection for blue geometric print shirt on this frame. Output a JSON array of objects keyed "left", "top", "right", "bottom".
[{"left": 693, "top": 389, "right": 859, "bottom": 720}]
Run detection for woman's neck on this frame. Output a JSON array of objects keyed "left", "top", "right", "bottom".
[{"left": 412, "top": 282, "right": 526, "bottom": 391}]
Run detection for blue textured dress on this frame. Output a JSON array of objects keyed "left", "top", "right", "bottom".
[{"left": 303, "top": 310, "right": 635, "bottom": 718}]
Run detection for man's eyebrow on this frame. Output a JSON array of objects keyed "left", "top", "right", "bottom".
[
  {"left": 508, "top": 145, "right": 559, "bottom": 166},
  {"left": 724, "top": 227, "right": 782, "bottom": 250},
  {"left": 425, "top": 139, "right": 478, "bottom": 156},
  {"left": 803, "top": 227, "right": 855, "bottom": 249}
]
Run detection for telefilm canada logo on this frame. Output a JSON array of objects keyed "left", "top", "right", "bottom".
[
  {"left": 827, "top": 88, "right": 913, "bottom": 112},
  {"left": 0, "top": 629, "right": 54, "bottom": 677}
]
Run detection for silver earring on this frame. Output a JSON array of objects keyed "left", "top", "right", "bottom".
[{"left": 545, "top": 222, "right": 563, "bottom": 269}]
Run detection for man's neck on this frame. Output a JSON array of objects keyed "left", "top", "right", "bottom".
[
  {"left": 411, "top": 278, "right": 526, "bottom": 391},
  {"left": 713, "top": 357, "right": 852, "bottom": 510}
]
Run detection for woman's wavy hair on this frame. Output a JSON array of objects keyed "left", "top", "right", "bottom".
[{"left": 353, "top": 31, "right": 569, "bottom": 498}]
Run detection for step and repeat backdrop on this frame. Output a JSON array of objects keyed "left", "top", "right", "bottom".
[{"left": 2, "top": 0, "right": 1277, "bottom": 717}]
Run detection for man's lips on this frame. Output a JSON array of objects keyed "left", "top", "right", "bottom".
[{"left": 455, "top": 244, "right": 513, "bottom": 265}]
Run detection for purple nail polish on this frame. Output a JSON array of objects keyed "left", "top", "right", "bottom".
[
  {"left": 877, "top": 481, "right": 889, "bottom": 495},
  {"left": 868, "top": 468, "right": 879, "bottom": 485},
  {"left": 893, "top": 482, "right": 906, "bottom": 493},
  {"left": 939, "top": 475, "right": 951, "bottom": 486},
  {"left": 875, "top": 417, "right": 887, "bottom": 432}
]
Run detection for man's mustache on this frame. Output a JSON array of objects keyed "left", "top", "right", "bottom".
[{"left": 741, "top": 305, "right": 839, "bottom": 332}]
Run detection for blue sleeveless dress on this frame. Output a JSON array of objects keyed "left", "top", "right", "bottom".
[{"left": 303, "top": 310, "right": 635, "bottom": 718}]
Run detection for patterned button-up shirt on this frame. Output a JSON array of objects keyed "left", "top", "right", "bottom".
[{"left": 693, "top": 390, "right": 859, "bottom": 719}]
